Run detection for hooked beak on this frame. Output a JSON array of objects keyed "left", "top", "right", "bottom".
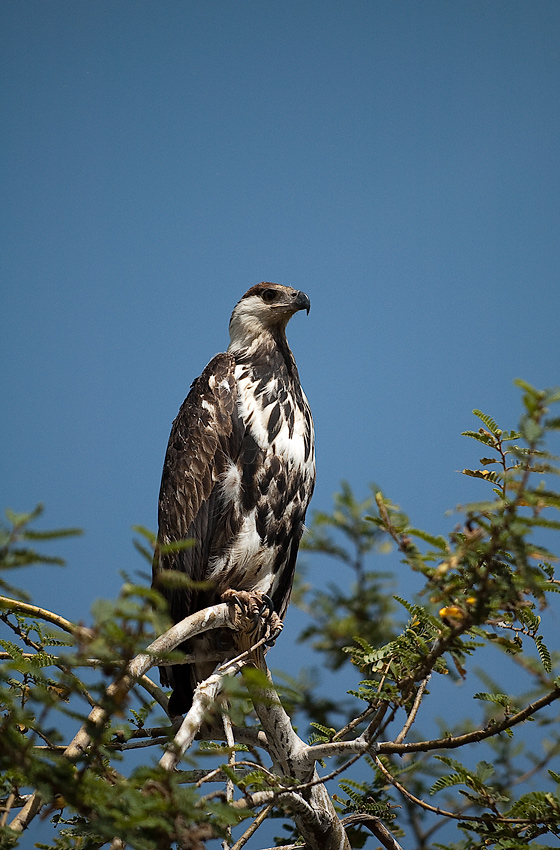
[{"left": 294, "top": 290, "right": 311, "bottom": 315}]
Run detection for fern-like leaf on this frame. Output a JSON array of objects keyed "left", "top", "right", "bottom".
[
  {"left": 535, "top": 635, "right": 552, "bottom": 673},
  {"left": 309, "top": 721, "right": 336, "bottom": 740},
  {"left": 461, "top": 430, "right": 497, "bottom": 447},
  {"left": 0, "top": 640, "right": 24, "bottom": 660},
  {"left": 430, "top": 773, "right": 464, "bottom": 795},
  {"left": 472, "top": 409, "right": 500, "bottom": 434},
  {"left": 407, "top": 528, "right": 448, "bottom": 550},
  {"left": 473, "top": 692, "right": 511, "bottom": 709}
]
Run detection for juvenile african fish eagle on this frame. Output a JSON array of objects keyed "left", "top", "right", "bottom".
[{"left": 152, "top": 283, "right": 315, "bottom": 715}]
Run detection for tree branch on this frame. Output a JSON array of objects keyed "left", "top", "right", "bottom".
[
  {"left": 252, "top": 664, "right": 352, "bottom": 850},
  {"left": 377, "top": 684, "right": 560, "bottom": 755},
  {"left": 0, "top": 595, "right": 93, "bottom": 640},
  {"left": 394, "top": 675, "right": 430, "bottom": 744},
  {"left": 9, "top": 602, "right": 235, "bottom": 832},
  {"left": 375, "top": 756, "right": 559, "bottom": 826},
  {"left": 65, "top": 602, "right": 233, "bottom": 761},
  {"left": 159, "top": 656, "right": 248, "bottom": 772},
  {"left": 341, "top": 813, "right": 405, "bottom": 850},
  {"left": 229, "top": 803, "right": 274, "bottom": 850}
]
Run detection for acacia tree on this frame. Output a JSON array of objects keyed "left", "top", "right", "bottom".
[{"left": 1, "top": 379, "right": 560, "bottom": 850}]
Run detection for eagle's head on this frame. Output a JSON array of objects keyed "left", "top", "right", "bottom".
[{"left": 228, "top": 283, "right": 310, "bottom": 351}]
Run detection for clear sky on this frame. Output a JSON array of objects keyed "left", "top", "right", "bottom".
[{"left": 2, "top": 0, "right": 560, "bottom": 842}]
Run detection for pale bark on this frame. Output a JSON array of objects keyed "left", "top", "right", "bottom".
[{"left": 8, "top": 600, "right": 354, "bottom": 848}]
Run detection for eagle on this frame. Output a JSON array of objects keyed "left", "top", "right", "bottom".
[{"left": 152, "top": 283, "right": 315, "bottom": 715}]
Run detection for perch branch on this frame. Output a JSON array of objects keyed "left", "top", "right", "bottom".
[
  {"left": 252, "top": 663, "right": 351, "bottom": 850},
  {"left": 9, "top": 602, "right": 234, "bottom": 832},
  {"left": 159, "top": 656, "right": 248, "bottom": 771},
  {"left": 65, "top": 602, "right": 233, "bottom": 761}
]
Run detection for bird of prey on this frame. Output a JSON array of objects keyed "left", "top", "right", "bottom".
[{"left": 152, "top": 283, "right": 315, "bottom": 715}]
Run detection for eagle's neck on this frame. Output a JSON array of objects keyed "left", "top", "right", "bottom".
[
  {"left": 228, "top": 327, "right": 297, "bottom": 379},
  {"left": 229, "top": 326, "right": 313, "bottom": 473}
]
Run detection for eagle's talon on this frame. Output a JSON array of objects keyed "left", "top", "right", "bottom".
[
  {"left": 222, "top": 589, "right": 264, "bottom": 632},
  {"left": 221, "top": 589, "right": 282, "bottom": 646},
  {"left": 221, "top": 589, "right": 247, "bottom": 616},
  {"left": 265, "top": 622, "right": 283, "bottom": 646},
  {"left": 258, "top": 594, "right": 274, "bottom": 619}
]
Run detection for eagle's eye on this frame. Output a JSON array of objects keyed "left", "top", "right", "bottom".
[{"left": 261, "top": 289, "right": 277, "bottom": 304}]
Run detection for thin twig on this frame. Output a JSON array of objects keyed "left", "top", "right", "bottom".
[
  {"left": 0, "top": 612, "right": 97, "bottom": 707},
  {"left": 331, "top": 702, "right": 379, "bottom": 742},
  {"left": 218, "top": 630, "right": 274, "bottom": 670},
  {"left": 195, "top": 767, "right": 224, "bottom": 788},
  {"left": 222, "top": 703, "right": 236, "bottom": 850},
  {"left": 230, "top": 803, "right": 274, "bottom": 850},
  {"left": 394, "top": 675, "right": 430, "bottom": 745},
  {"left": 375, "top": 757, "right": 558, "bottom": 825},
  {"left": 0, "top": 793, "right": 16, "bottom": 827}
]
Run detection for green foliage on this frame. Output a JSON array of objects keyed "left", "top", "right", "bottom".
[
  {"left": 298, "top": 482, "right": 396, "bottom": 669},
  {"left": 297, "top": 381, "right": 560, "bottom": 848},
  {"left": 0, "top": 506, "right": 81, "bottom": 599},
  {"left": 2, "top": 379, "right": 560, "bottom": 849}
]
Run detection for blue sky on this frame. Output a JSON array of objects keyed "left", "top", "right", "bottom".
[{"left": 2, "top": 0, "right": 560, "bottom": 842}]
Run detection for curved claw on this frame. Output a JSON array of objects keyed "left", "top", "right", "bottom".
[
  {"left": 221, "top": 589, "right": 283, "bottom": 645},
  {"left": 258, "top": 594, "right": 274, "bottom": 619},
  {"left": 264, "top": 623, "right": 283, "bottom": 647},
  {"left": 222, "top": 589, "right": 249, "bottom": 617}
]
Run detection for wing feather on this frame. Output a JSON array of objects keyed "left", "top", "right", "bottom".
[{"left": 153, "top": 353, "right": 243, "bottom": 623}]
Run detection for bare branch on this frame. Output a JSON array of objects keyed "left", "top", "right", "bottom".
[
  {"left": 230, "top": 803, "right": 274, "bottom": 850},
  {"left": 252, "top": 664, "right": 352, "bottom": 850},
  {"left": 202, "top": 723, "right": 269, "bottom": 750},
  {"left": 9, "top": 603, "right": 235, "bottom": 832},
  {"left": 374, "top": 756, "right": 559, "bottom": 825},
  {"left": 298, "top": 737, "right": 371, "bottom": 764},
  {"left": 65, "top": 602, "right": 233, "bottom": 762},
  {"left": 394, "top": 675, "right": 430, "bottom": 745},
  {"left": 341, "top": 813, "right": 405, "bottom": 850},
  {"left": 221, "top": 701, "right": 236, "bottom": 850},
  {"left": 8, "top": 791, "right": 43, "bottom": 833},
  {"left": 159, "top": 656, "right": 248, "bottom": 772},
  {"left": 0, "top": 595, "right": 93, "bottom": 640},
  {"left": 0, "top": 792, "right": 16, "bottom": 828},
  {"left": 377, "top": 684, "right": 560, "bottom": 755},
  {"left": 231, "top": 788, "right": 323, "bottom": 828}
]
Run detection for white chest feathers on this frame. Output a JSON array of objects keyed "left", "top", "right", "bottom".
[{"left": 234, "top": 363, "right": 314, "bottom": 474}]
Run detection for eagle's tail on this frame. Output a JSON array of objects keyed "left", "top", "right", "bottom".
[{"left": 166, "top": 664, "right": 196, "bottom": 716}]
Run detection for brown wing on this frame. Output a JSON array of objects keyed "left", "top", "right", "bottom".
[{"left": 152, "top": 352, "right": 244, "bottom": 627}]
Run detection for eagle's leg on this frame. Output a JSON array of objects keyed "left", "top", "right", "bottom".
[{"left": 221, "top": 589, "right": 283, "bottom": 652}]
